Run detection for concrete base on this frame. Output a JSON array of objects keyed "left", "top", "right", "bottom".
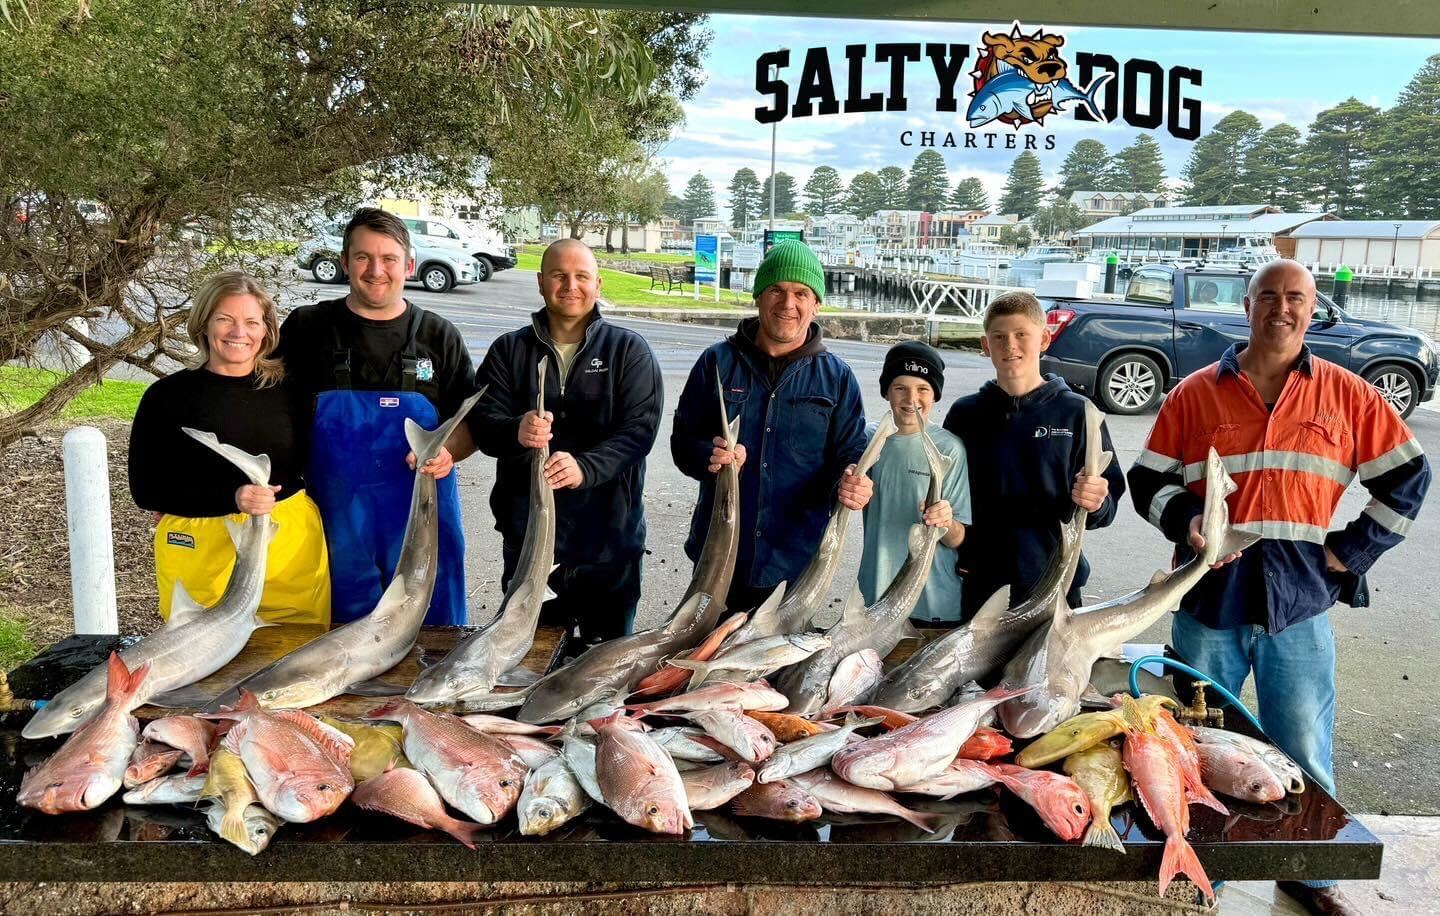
[{"left": 0, "top": 880, "right": 1208, "bottom": 915}]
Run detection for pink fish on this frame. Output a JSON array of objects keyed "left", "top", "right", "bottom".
[
  {"left": 458, "top": 715, "right": 562, "bottom": 737},
  {"left": 1117, "top": 698, "right": 1215, "bottom": 901},
  {"left": 123, "top": 741, "right": 186, "bottom": 789},
  {"left": 788, "top": 768, "right": 939, "bottom": 833},
  {"left": 19, "top": 654, "right": 151, "bottom": 814},
  {"left": 141, "top": 716, "right": 218, "bottom": 776},
  {"left": 367, "top": 698, "right": 527, "bottom": 825},
  {"left": 990, "top": 764, "right": 1092, "bottom": 841},
  {"left": 730, "top": 779, "right": 822, "bottom": 822},
  {"left": 630, "top": 611, "right": 749, "bottom": 700},
  {"left": 684, "top": 708, "right": 778, "bottom": 764},
  {"left": 681, "top": 761, "right": 756, "bottom": 811},
  {"left": 1196, "top": 742, "right": 1286, "bottom": 804},
  {"left": 894, "top": 758, "right": 1002, "bottom": 800},
  {"left": 831, "top": 684, "right": 1031, "bottom": 791},
  {"left": 624, "top": 680, "right": 787, "bottom": 716},
  {"left": 591, "top": 713, "right": 692, "bottom": 834},
  {"left": 352, "top": 767, "right": 482, "bottom": 848},
  {"left": 1152, "top": 710, "right": 1229, "bottom": 815},
  {"left": 201, "top": 690, "right": 354, "bottom": 823}
]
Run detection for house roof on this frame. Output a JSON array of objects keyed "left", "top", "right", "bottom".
[
  {"left": 1076, "top": 211, "right": 1329, "bottom": 237},
  {"left": 1128, "top": 204, "right": 1271, "bottom": 219},
  {"left": 1290, "top": 220, "right": 1440, "bottom": 240},
  {"left": 972, "top": 213, "right": 1018, "bottom": 226},
  {"left": 1068, "top": 191, "right": 1164, "bottom": 203}
]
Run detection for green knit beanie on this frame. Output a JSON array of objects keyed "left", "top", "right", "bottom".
[{"left": 753, "top": 239, "right": 825, "bottom": 302}]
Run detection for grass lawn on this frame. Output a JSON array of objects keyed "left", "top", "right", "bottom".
[
  {"left": 0, "top": 366, "right": 149, "bottom": 421},
  {"left": 0, "top": 610, "right": 36, "bottom": 671},
  {"left": 520, "top": 243, "right": 692, "bottom": 265},
  {"left": 516, "top": 253, "right": 746, "bottom": 310},
  {"left": 204, "top": 239, "right": 298, "bottom": 257}
]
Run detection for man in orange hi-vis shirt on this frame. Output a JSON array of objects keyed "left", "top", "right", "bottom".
[{"left": 1128, "top": 260, "right": 1429, "bottom": 916}]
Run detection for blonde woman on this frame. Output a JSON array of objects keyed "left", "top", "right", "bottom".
[{"left": 128, "top": 271, "right": 330, "bottom": 625}]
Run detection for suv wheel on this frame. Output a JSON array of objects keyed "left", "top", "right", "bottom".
[
  {"left": 474, "top": 256, "right": 493, "bottom": 282},
  {"left": 311, "top": 257, "right": 342, "bottom": 284},
  {"left": 1364, "top": 364, "right": 1419, "bottom": 419},
  {"left": 420, "top": 264, "right": 454, "bottom": 293},
  {"left": 1098, "top": 353, "right": 1164, "bottom": 415}
]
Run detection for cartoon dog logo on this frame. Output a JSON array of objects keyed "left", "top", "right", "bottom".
[{"left": 966, "top": 22, "right": 1113, "bottom": 130}]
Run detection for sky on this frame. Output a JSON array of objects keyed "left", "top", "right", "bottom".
[{"left": 658, "top": 15, "right": 1440, "bottom": 216}]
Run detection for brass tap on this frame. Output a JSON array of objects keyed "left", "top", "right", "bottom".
[
  {"left": 1176, "top": 679, "right": 1225, "bottom": 728},
  {"left": 0, "top": 670, "right": 39, "bottom": 714}
]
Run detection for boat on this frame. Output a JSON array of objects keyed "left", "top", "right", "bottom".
[
  {"left": 1009, "top": 244, "right": 1075, "bottom": 273},
  {"left": 956, "top": 241, "right": 1011, "bottom": 272}
]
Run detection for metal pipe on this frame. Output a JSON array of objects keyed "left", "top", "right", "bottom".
[{"left": 63, "top": 426, "right": 118, "bottom": 635}]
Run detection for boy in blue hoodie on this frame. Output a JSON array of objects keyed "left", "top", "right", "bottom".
[{"left": 942, "top": 291, "right": 1125, "bottom": 619}]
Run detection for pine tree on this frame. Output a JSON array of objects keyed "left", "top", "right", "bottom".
[
  {"left": 998, "top": 152, "right": 1045, "bottom": 219},
  {"left": 1180, "top": 111, "right": 1263, "bottom": 205},
  {"left": 1110, "top": 135, "right": 1166, "bottom": 193},
  {"left": 1364, "top": 54, "right": 1440, "bottom": 218},
  {"left": 727, "top": 168, "right": 762, "bottom": 229},
  {"left": 905, "top": 150, "right": 950, "bottom": 212},
  {"left": 803, "top": 166, "right": 846, "bottom": 216},
  {"left": 761, "top": 171, "right": 798, "bottom": 217},
  {"left": 1301, "top": 98, "right": 1380, "bottom": 217},
  {"left": 876, "top": 166, "right": 908, "bottom": 208},
  {"left": 949, "top": 177, "right": 989, "bottom": 210},
  {"left": 847, "top": 171, "right": 885, "bottom": 218},
  {"left": 1056, "top": 139, "right": 1114, "bottom": 196},
  {"left": 679, "top": 173, "right": 716, "bottom": 226},
  {"left": 1243, "top": 124, "right": 1306, "bottom": 210}
]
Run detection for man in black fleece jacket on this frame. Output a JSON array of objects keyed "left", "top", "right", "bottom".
[
  {"left": 943, "top": 291, "right": 1126, "bottom": 619},
  {"left": 457, "top": 240, "right": 663, "bottom": 645}
]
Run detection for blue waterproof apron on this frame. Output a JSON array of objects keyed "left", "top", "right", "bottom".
[{"left": 306, "top": 306, "right": 467, "bottom": 626}]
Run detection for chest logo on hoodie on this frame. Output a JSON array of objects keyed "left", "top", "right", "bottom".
[
  {"left": 1034, "top": 426, "right": 1073, "bottom": 439},
  {"left": 585, "top": 357, "right": 608, "bottom": 374},
  {"left": 415, "top": 358, "right": 434, "bottom": 382}
]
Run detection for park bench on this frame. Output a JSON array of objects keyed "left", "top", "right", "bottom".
[{"left": 648, "top": 265, "right": 684, "bottom": 293}]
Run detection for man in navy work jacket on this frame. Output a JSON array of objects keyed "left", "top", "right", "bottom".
[
  {"left": 458, "top": 239, "right": 663, "bottom": 646},
  {"left": 671, "top": 239, "right": 871, "bottom": 613}
]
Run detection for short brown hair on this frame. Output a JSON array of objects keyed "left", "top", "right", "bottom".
[
  {"left": 342, "top": 207, "right": 410, "bottom": 260},
  {"left": 187, "top": 271, "right": 284, "bottom": 388},
  {"left": 983, "top": 290, "right": 1046, "bottom": 332}
]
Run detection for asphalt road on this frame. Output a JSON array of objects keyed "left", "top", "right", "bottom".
[{"left": 277, "top": 269, "right": 1440, "bottom": 815}]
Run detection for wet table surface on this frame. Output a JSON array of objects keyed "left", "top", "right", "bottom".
[{"left": 0, "top": 631, "right": 1382, "bottom": 883}]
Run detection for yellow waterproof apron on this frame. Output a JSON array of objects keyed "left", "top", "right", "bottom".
[{"left": 153, "top": 489, "right": 331, "bottom": 625}]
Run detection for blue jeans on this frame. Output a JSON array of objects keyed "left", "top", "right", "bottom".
[{"left": 1171, "top": 610, "right": 1338, "bottom": 890}]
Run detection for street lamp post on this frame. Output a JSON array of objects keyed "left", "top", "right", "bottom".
[
  {"left": 1393, "top": 222, "right": 1403, "bottom": 271},
  {"left": 768, "top": 50, "right": 787, "bottom": 233}
]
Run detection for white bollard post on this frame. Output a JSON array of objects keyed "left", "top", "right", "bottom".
[{"left": 63, "top": 426, "right": 118, "bottom": 635}]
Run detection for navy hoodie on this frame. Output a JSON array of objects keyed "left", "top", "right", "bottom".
[{"left": 942, "top": 375, "right": 1125, "bottom": 616}]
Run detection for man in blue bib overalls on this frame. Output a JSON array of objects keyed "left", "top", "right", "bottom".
[{"left": 276, "top": 208, "right": 475, "bottom": 626}]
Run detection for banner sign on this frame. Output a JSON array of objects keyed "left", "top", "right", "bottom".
[
  {"left": 763, "top": 229, "right": 804, "bottom": 253},
  {"left": 695, "top": 234, "right": 719, "bottom": 285}
]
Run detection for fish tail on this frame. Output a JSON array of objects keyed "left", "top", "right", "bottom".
[
  {"left": 181, "top": 427, "right": 272, "bottom": 487},
  {"left": 219, "top": 804, "right": 250, "bottom": 848},
  {"left": 665, "top": 658, "right": 711, "bottom": 689},
  {"left": 1159, "top": 833, "right": 1214, "bottom": 901},
  {"left": 899, "top": 807, "right": 941, "bottom": 833},
  {"left": 1081, "top": 71, "right": 1115, "bottom": 121},
  {"left": 1082, "top": 815, "right": 1126, "bottom": 854},
  {"left": 105, "top": 653, "right": 152, "bottom": 708},
  {"left": 406, "top": 387, "right": 486, "bottom": 466},
  {"left": 441, "top": 816, "right": 482, "bottom": 850}
]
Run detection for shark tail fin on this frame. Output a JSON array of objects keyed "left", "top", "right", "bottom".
[
  {"left": 665, "top": 658, "right": 712, "bottom": 689},
  {"left": 405, "top": 386, "right": 487, "bottom": 466},
  {"left": 1079, "top": 71, "right": 1116, "bottom": 122},
  {"left": 536, "top": 356, "right": 547, "bottom": 416},
  {"left": 182, "top": 428, "right": 272, "bottom": 487},
  {"left": 714, "top": 368, "right": 738, "bottom": 450}
]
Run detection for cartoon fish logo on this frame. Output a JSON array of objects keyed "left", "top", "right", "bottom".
[{"left": 966, "top": 22, "right": 1113, "bottom": 130}]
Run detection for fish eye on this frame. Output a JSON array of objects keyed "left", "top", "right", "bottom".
[
  {"left": 69, "top": 708, "right": 84, "bottom": 718},
  {"left": 1074, "top": 804, "right": 1086, "bottom": 815},
  {"left": 787, "top": 799, "right": 800, "bottom": 808},
  {"left": 49, "top": 781, "right": 64, "bottom": 789},
  {"left": 647, "top": 805, "right": 660, "bottom": 816},
  {"left": 499, "top": 779, "right": 512, "bottom": 788}
]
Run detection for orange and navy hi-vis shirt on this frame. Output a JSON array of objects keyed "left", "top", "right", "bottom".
[{"left": 1127, "top": 344, "right": 1430, "bottom": 633}]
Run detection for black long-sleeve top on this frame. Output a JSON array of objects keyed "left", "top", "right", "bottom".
[{"left": 128, "top": 368, "right": 307, "bottom": 518}]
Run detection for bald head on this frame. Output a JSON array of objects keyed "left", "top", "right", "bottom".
[
  {"left": 537, "top": 238, "right": 602, "bottom": 326},
  {"left": 541, "top": 238, "right": 597, "bottom": 274},
  {"left": 1247, "top": 258, "right": 1315, "bottom": 299}
]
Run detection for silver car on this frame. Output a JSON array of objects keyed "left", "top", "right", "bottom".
[{"left": 295, "top": 223, "right": 480, "bottom": 293}]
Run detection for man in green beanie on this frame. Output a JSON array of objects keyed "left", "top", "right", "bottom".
[{"left": 671, "top": 239, "right": 871, "bottom": 613}]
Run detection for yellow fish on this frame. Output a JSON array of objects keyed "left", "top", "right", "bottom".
[
  {"left": 319, "top": 716, "right": 410, "bottom": 782},
  {"left": 1063, "top": 742, "right": 1134, "bottom": 853},
  {"left": 1018, "top": 694, "right": 1176, "bottom": 767},
  {"left": 200, "top": 748, "right": 260, "bottom": 852}
]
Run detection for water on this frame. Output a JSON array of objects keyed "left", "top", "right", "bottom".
[{"left": 823, "top": 267, "right": 1440, "bottom": 336}]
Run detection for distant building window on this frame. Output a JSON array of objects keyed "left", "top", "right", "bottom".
[{"left": 457, "top": 205, "right": 487, "bottom": 222}]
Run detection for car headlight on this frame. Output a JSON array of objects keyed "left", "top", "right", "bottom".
[{"left": 1418, "top": 333, "right": 1440, "bottom": 363}]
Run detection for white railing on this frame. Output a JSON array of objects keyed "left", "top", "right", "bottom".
[
  {"left": 1302, "top": 262, "right": 1440, "bottom": 281},
  {"left": 909, "top": 278, "right": 1035, "bottom": 324}
]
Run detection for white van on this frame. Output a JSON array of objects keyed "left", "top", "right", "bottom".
[{"left": 401, "top": 216, "right": 516, "bottom": 282}]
